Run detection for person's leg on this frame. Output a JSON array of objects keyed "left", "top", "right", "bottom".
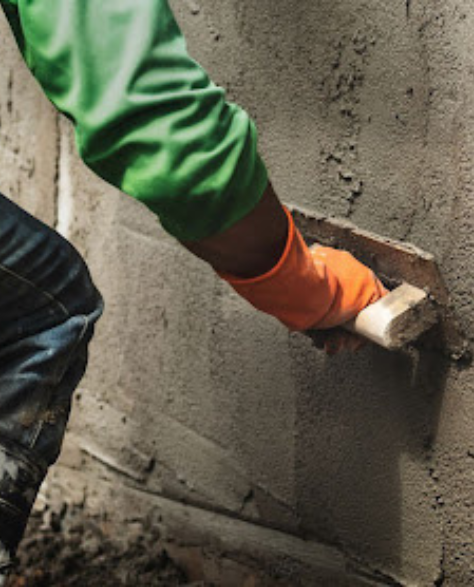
[{"left": 0, "top": 192, "right": 103, "bottom": 579}]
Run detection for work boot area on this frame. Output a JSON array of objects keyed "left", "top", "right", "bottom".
[{"left": 1, "top": 0, "right": 474, "bottom": 586}]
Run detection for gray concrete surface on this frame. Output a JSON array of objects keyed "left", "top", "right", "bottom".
[{"left": 1, "top": 1, "right": 474, "bottom": 585}]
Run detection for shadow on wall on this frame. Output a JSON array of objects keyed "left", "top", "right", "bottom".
[
  {"left": 220, "top": 0, "right": 448, "bottom": 574},
  {"left": 224, "top": 0, "right": 450, "bottom": 575},
  {"left": 289, "top": 337, "right": 449, "bottom": 573}
]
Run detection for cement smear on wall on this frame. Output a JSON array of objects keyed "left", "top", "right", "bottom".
[{"left": 1, "top": 1, "right": 474, "bottom": 585}]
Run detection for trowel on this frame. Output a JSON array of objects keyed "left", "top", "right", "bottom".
[{"left": 291, "top": 206, "right": 469, "bottom": 360}]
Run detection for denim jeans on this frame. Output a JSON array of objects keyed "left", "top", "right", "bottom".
[{"left": 0, "top": 192, "right": 103, "bottom": 575}]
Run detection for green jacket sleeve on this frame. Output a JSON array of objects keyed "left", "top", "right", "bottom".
[{"left": 0, "top": 0, "right": 268, "bottom": 241}]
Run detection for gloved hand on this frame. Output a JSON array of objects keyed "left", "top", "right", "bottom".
[
  {"left": 308, "top": 245, "right": 388, "bottom": 329},
  {"left": 220, "top": 208, "right": 387, "bottom": 341}
]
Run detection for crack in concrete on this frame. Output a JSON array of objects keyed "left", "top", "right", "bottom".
[
  {"left": 52, "top": 113, "right": 61, "bottom": 231},
  {"left": 434, "top": 543, "right": 446, "bottom": 585}
]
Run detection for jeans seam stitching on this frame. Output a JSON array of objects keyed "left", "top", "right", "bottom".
[
  {"left": 0, "top": 499, "right": 24, "bottom": 519},
  {"left": 0, "top": 263, "right": 70, "bottom": 319}
]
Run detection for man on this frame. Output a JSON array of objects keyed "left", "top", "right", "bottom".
[{"left": 0, "top": 0, "right": 386, "bottom": 579}]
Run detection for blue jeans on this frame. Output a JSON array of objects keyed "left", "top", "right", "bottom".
[{"left": 0, "top": 192, "right": 103, "bottom": 573}]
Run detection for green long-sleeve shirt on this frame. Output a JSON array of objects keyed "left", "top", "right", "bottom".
[{"left": 1, "top": 0, "right": 268, "bottom": 241}]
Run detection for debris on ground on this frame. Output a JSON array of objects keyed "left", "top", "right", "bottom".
[{"left": 8, "top": 506, "right": 208, "bottom": 587}]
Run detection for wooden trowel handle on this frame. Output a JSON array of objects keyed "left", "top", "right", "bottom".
[{"left": 344, "top": 283, "right": 438, "bottom": 350}]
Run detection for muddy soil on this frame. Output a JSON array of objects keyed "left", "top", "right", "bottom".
[{"left": 8, "top": 507, "right": 208, "bottom": 587}]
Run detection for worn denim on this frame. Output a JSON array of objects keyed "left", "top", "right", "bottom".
[{"left": 0, "top": 192, "right": 103, "bottom": 574}]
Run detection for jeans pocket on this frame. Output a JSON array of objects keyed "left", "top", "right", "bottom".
[{"left": 0, "top": 264, "right": 68, "bottom": 347}]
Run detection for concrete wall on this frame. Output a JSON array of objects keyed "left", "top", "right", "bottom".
[{"left": 1, "top": 0, "right": 474, "bottom": 584}]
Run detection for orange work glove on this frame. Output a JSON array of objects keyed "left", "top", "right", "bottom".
[{"left": 219, "top": 207, "right": 387, "bottom": 331}]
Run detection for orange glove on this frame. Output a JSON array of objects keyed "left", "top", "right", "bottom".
[{"left": 219, "top": 207, "right": 387, "bottom": 331}]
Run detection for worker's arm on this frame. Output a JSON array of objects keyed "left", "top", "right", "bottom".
[
  {"left": 1, "top": 0, "right": 385, "bottom": 338},
  {"left": 0, "top": 0, "right": 267, "bottom": 242},
  {"left": 184, "top": 183, "right": 386, "bottom": 333}
]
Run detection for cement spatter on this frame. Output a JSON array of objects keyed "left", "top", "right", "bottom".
[
  {"left": 0, "top": 544, "right": 9, "bottom": 571},
  {"left": 0, "top": 450, "right": 19, "bottom": 483}
]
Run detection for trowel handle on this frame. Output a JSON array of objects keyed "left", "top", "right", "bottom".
[{"left": 344, "top": 283, "right": 438, "bottom": 350}]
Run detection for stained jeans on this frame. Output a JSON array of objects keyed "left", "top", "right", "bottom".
[{"left": 0, "top": 192, "right": 103, "bottom": 574}]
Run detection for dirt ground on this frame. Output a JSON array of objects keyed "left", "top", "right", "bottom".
[{"left": 8, "top": 507, "right": 208, "bottom": 587}]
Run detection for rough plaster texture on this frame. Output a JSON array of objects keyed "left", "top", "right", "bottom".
[
  {"left": 1, "top": 1, "right": 474, "bottom": 585},
  {"left": 0, "top": 23, "right": 57, "bottom": 224}
]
